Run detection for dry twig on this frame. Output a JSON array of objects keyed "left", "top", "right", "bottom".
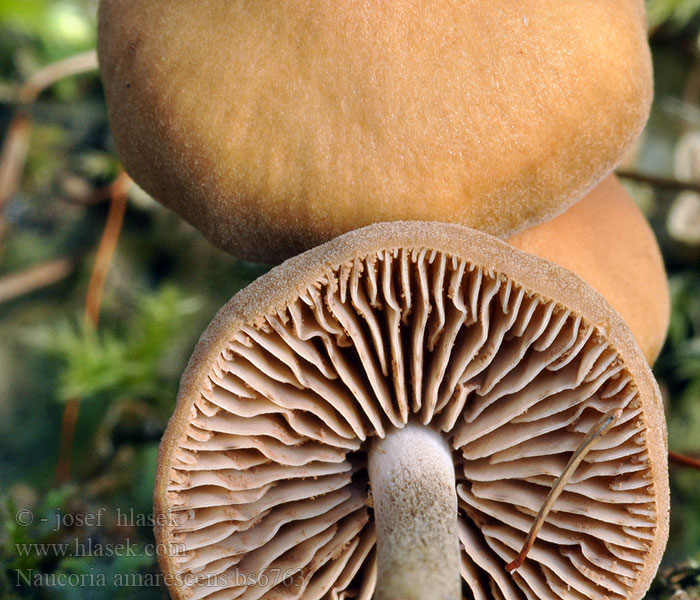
[
  {"left": 55, "top": 171, "right": 131, "bottom": 485},
  {"left": 616, "top": 168, "right": 700, "bottom": 195},
  {"left": 0, "top": 50, "right": 98, "bottom": 241},
  {"left": 0, "top": 258, "right": 74, "bottom": 304},
  {"left": 669, "top": 451, "right": 700, "bottom": 471},
  {"left": 506, "top": 408, "right": 622, "bottom": 572}
]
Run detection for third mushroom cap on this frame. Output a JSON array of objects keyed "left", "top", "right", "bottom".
[
  {"left": 155, "top": 221, "right": 669, "bottom": 600},
  {"left": 508, "top": 175, "right": 670, "bottom": 365}
]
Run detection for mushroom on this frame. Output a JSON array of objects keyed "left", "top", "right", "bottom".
[
  {"left": 507, "top": 175, "right": 669, "bottom": 365},
  {"left": 97, "top": 0, "right": 652, "bottom": 263},
  {"left": 155, "top": 221, "right": 668, "bottom": 600}
]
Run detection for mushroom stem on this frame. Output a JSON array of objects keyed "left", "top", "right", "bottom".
[
  {"left": 368, "top": 424, "right": 461, "bottom": 600},
  {"left": 506, "top": 407, "right": 623, "bottom": 573}
]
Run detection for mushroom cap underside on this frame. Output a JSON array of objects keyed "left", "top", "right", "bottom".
[
  {"left": 98, "top": 0, "right": 652, "bottom": 262},
  {"left": 508, "top": 175, "right": 670, "bottom": 365},
  {"left": 156, "top": 222, "right": 668, "bottom": 600}
]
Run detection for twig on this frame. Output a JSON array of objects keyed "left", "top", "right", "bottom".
[
  {"left": 84, "top": 172, "right": 130, "bottom": 326},
  {"left": 0, "top": 50, "right": 99, "bottom": 240},
  {"left": 616, "top": 169, "right": 700, "bottom": 195},
  {"left": 59, "top": 175, "right": 116, "bottom": 207},
  {"left": 14, "top": 50, "right": 98, "bottom": 105},
  {"left": 0, "top": 114, "right": 31, "bottom": 218},
  {"left": 669, "top": 451, "right": 700, "bottom": 471},
  {"left": 55, "top": 399, "right": 81, "bottom": 485},
  {"left": 0, "top": 258, "right": 74, "bottom": 304},
  {"left": 506, "top": 408, "right": 622, "bottom": 573},
  {"left": 55, "top": 172, "right": 131, "bottom": 485}
]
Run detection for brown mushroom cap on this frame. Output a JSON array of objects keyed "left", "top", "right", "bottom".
[
  {"left": 155, "top": 221, "right": 668, "bottom": 600},
  {"left": 98, "top": 1, "right": 652, "bottom": 263},
  {"left": 508, "top": 176, "right": 669, "bottom": 364}
]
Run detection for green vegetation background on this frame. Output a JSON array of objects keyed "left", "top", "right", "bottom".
[{"left": 0, "top": 0, "right": 699, "bottom": 598}]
